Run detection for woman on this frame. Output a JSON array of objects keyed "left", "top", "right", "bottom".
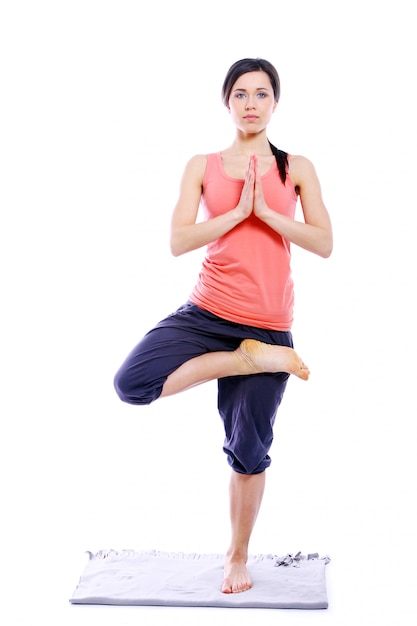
[{"left": 114, "top": 58, "right": 333, "bottom": 594}]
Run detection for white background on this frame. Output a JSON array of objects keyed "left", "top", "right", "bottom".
[{"left": 1, "top": 0, "right": 416, "bottom": 624}]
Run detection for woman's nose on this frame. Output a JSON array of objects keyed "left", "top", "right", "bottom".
[{"left": 245, "top": 96, "right": 256, "bottom": 110}]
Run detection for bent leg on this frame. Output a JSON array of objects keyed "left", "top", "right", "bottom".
[
  {"left": 113, "top": 302, "right": 241, "bottom": 404},
  {"left": 160, "top": 338, "right": 308, "bottom": 397},
  {"left": 113, "top": 324, "right": 210, "bottom": 405},
  {"left": 115, "top": 333, "right": 308, "bottom": 404},
  {"left": 114, "top": 302, "right": 308, "bottom": 405}
]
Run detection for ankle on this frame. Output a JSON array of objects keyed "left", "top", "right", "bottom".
[
  {"left": 233, "top": 343, "right": 257, "bottom": 375},
  {"left": 225, "top": 548, "right": 248, "bottom": 564}
]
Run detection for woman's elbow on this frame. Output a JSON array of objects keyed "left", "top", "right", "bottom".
[
  {"left": 170, "top": 242, "right": 180, "bottom": 257},
  {"left": 319, "top": 234, "right": 333, "bottom": 258},
  {"left": 320, "top": 247, "right": 333, "bottom": 259},
  {"left": 170, "top": 234, "right": 187, "bottom": 257}
]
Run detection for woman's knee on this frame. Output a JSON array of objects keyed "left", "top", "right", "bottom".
[
  {"left": 113, "top": 366, "right": 161, "bottom": 405},
  {"left": 225, "top": 448, "right": 272, "bottom": 475}
]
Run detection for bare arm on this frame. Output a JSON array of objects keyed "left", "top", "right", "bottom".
[
  {"left": 170, "top": 154, "right": 255, "bottom": 256},
  {"left": 254, "top": 155, "right": 333, "bottom": 258}
]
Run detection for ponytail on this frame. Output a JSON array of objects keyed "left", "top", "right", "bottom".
[{"left": 268, "top": 140, "right": 288, "bottom": 185}]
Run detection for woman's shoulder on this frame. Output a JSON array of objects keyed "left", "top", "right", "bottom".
[
  {"left": 288, "top": 154, "right": 318, "bottom": 184},
  {"left": 288, "top": 153, "right": 314, "bottom": 169},
  {"left": 184, "top": 153, "right": 210, "bottom": 173},
  {"left": 183, "top": 153, "right": 220, "bottom": 181}
]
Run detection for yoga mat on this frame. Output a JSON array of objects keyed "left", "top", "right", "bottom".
[{"left": 70, "top": 550, "right": 330, "bottom": 609}]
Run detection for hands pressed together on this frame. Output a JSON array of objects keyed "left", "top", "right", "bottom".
[{"left": 235, "top": 155, "right": 270, "bottom": 223}]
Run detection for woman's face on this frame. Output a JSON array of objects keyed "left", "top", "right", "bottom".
[{"left": 227, "top": 70, "right": 277, "bottom": 133}]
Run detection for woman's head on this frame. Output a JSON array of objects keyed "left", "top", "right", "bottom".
[{"left": 221, "top": 58, "right": 281, "bottom": 107}]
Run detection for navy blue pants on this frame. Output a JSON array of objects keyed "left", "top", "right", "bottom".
[{"left": 114, "top": 302, "right": 292, "bottom": 474}]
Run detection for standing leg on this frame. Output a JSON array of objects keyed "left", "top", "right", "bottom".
[
  {"left": 222, "top": 471, "right": 266, "bottom": 593},
  {"left": 218, "top": 365, "right": 291, "bottom": 593}
]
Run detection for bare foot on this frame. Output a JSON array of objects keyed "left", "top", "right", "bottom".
[
  {"left": 222, "top": 558, "right": 252, "bottom": 594},
  {"left": 235, "top": 338, "right": 310, "bottom": 380}
]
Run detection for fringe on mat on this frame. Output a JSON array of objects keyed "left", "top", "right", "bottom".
[{"left": 86, "top": 549, "right": 330, "bottom": 567}]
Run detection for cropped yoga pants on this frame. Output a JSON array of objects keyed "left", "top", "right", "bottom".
[{"left": 114, "top": 302, "right": 292, "bottom": 475}]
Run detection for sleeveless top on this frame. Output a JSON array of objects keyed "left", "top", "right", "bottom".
[{"left": 189, "top": 152, "right": 297, "bottom": 330}]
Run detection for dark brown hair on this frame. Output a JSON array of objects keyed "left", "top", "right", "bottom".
[{"left": 221, "top": 58, "right": 288, "bottom": 184}]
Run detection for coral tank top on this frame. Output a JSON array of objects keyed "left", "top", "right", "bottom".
[{"left": 189, "top": 152, "right": 297, "bottom": 330}]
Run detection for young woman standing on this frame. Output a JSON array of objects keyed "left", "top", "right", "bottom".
[{"left": 114, "top": 58, "right": 333, "bottom": 593}]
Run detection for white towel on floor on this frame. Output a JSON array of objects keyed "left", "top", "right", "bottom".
[{"left": 69, "top": 550, "right": 330, "bottom": 609}]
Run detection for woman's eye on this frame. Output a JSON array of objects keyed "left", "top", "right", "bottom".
[
  {"left": 257, "top": 92, "right": 267, "bottom": 98},
  {"left": 236, "top": 93, "right": 246, "bottom": 99}
]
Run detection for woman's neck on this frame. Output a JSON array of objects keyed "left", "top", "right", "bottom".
[{"left": 227, "top": 132, "right": 272, "bottom": 157}]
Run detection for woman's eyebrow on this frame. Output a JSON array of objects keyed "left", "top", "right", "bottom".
[{"left": 232, "top": 87, "right": 270, "bottom": 93}]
